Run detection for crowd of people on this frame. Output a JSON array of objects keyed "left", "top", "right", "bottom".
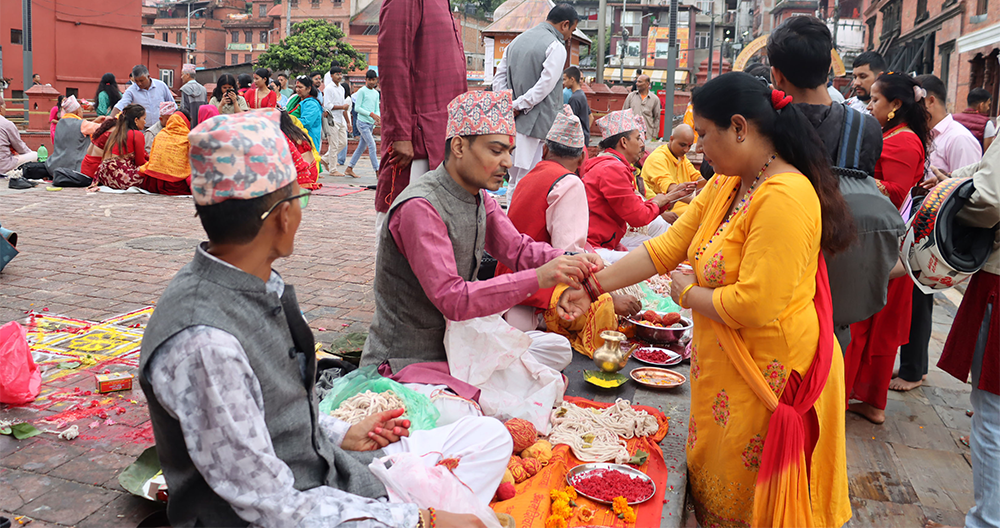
[
  {"left": 2, "top": 4, "right": 998, "bottom": 528},
  {"left": 3, "top": 60, "right": 395, "bottom": 195}
]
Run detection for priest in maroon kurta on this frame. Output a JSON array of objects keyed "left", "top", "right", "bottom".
[{"left": 375, "top": 0, "right": 468, "bottom": 236}]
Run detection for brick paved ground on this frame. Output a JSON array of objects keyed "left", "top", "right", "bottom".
[{"left": 0, "top": 157, "right": 978, "bottom": 527}]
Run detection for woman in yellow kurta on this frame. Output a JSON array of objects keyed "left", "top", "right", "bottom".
[{"left": 564, "top": 73, "right": 855, "bottom": 527}]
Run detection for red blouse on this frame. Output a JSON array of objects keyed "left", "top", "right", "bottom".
[
  {"left": 245, "top": 88, "right": 278, "bottom": 109},
  {"left": 107, "top": 129, "right": 147, "bottom": 166},
  {"left": 874, "top": 125, "right": 926, "bottom": 209}
]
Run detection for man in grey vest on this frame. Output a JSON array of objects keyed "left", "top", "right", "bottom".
[
  {"left": 361, "top": 91, "right": 603, "bottom": 373},
  {"left": 140, "top": 109, "right": 509, "bottom": 528},
  {"left": 492, "top": 4, "right": 580, "bottom": 197}
]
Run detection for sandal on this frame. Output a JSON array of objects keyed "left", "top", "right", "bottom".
[{"left": 959, "top": 435, "right": 970, "bottom": 448}]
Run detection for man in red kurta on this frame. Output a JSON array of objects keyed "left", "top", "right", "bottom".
[
  {"left": 583, "top": 109, "right": 694, "bottom": 263},
  {"left": 375, "top": 0, "right": 468, "bottom": 244}
]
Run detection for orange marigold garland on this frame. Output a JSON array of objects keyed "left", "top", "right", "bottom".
[{"left": 546, "top": 486, "right": 578, "bottom": 528}]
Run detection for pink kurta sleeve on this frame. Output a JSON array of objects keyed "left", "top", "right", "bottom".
[
  {"left": 546, "top": 176, "right": 588, "bottom": 252},
  {"left": 388, "top": 198, "right": 546, "bottom": 321}
]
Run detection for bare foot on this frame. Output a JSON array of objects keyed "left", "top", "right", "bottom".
[
  {"left": 889, "top": 376, "right": 923, "bottom": 391},
  {"left": 329, "top": 169, "right": 343, "bottom": 177},
  {"left": 848, "top": 402, "right": 885, "bottom": 424},
  {"left": 319, "top": 159, "right": 330, "bottom": 172},
  {"left": 925, "top": 520, "right": 959, "bottom": 528},
  {"left": 344, "top": 167, "right": 359, "bottom": 178}
]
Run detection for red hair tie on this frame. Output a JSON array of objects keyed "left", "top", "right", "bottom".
[{"left": 770, "top": 89, "right": 793, "bottom": 110}]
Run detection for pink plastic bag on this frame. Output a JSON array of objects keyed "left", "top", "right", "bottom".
[{"left": 0, "top": 321, "right": 41, "bottom": 404}]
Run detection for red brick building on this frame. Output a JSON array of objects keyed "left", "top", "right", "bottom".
[
  {"left": 141, "top": 37, "right": 192, "bottom": 90},
  {"left": 861, "top": 0, "right": 998, "bottom": 115},
  {"left": 147, "top": 0, "right": 247, "bottom": 69},
  {"left": 1, "top": 0, "right": 143, "bottom": 100}
]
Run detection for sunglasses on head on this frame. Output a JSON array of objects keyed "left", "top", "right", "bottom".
[{"left": 260, "top": 190, "right": 311, "bottom": 220}]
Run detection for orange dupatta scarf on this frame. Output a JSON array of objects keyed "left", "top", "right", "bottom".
[
  {"left": 140, "top": 113, "right": 191, "bottom": 182},
  {"left": 696, "top": 176, "right": 835, "bottom": 527}
]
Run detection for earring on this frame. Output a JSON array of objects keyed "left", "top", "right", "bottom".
[
  {"left": 737, "top": 136, "right": 744, "bottom": 142},
  {"left": 887, "top": 109, "right": 896, "bottom": 121}
]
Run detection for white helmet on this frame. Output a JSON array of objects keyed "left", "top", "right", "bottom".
[{"left": 902, "top": 177, "right": 997, "bottom": 293}]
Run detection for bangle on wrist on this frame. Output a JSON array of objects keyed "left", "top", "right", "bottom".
[
  {"left": 678, "top": 283, "right": 696, "bottom": 309},
  {"left": 416, "top": 510, "right": 425, "bottom": 528},
  {"left": 428, "top": 507, "right": 437, "bottom": 528},
  {"left": 590, "top": 274, "right": 606, "bottom": 296}
]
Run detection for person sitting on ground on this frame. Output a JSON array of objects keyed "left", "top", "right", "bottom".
[
  {"left": 138, "top": 109, "right": 192, "bottom": 196},
  {"left": 583, "top": 108, "right": 696, "bottom": 263},
  {"left": 46, "top": 96, "right": 107, "bottom": 178},
  {"left": 90, "top": 104, "right": 147, "bottom": 190},
  {"left": 145, "top": 100, "right": 176, "bottom": 154},
  {"left": 198, "top": 104, "right": 220, "bottom": 125},
  {"left": 80, "top": 118, "right": 118, "bottom": 181},
  {"left": 360, "top": 91, "right": 604, "bottom": 373},
  {"left": 501, "top": 105, "right": 641, "bottom": 354},
  {"left": 640, "top": 124, "right": 703, "bottom": 223},
  {"left": 209, "top": 74, "right": 249, "bottom": 115},
  {"left": 278, "top": 110, "right": 322, "bottom": 190},
  {"left": 140, "top": 109, "right": 508, "bottom": 528},
  {"left": 0, "top": 96, "right": 38, "bottom": 175}
]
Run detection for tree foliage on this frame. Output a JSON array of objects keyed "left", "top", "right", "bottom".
[{"left": 257, "top": 19, "right": 367, "bottom": 76}]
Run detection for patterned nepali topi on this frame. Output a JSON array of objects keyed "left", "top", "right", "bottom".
[
  {"left": 61, "top": 95, "right": 81, "bottom": 113},
  {"left": 182, "top": 63, "right": 197, "bottom": 75},
  {"left": 159, "top": 100, "right": 178, "bottom": 117},
  {"left": 445, "top": 90, "right": 516, "bottom": 139},
  {"left": 596, "top": 108, "right": 642, "bottom": 139},
  {"left": 545, "top": 105, "right": 585, "bottom": 149},
  {"left": 188, "top": 108, "right": 295, "bottom": 206}
]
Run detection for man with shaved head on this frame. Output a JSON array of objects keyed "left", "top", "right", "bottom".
[
  {"left": 623, "top": 74, "right": 661, "bottom": 140},
  {"left": 639, "top": 123, "right": 702, "bottom": 222}
]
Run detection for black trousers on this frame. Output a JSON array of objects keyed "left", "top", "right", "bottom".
[{"left": 898, "top": 288, "right": 934, "bottom": 381}]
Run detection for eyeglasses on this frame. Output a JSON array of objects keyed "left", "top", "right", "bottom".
[{"left": 260, "top": 190, "right": 311, "bottom": 220}]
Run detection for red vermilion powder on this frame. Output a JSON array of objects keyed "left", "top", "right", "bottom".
[
  {"left": 572, "top": 469, "right": 653, "bottom": 502},
  {"left": 634, "top": 348, "right": 672, "bottom": 364}
]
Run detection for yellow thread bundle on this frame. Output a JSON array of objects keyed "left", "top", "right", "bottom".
[
  {"left": 520, "top": 439, "right": 553, "bottom": 466},
  {"left": 507, "top": 456, "right": 529, "bottom": 483}
]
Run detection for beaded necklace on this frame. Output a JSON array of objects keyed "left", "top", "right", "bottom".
[{"left": 693, "top": 153, "right": 776, "bottom": 262}]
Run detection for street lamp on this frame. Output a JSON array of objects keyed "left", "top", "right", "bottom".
[{"left": 187, "top": 2, "right": 207, "bottom": 63}]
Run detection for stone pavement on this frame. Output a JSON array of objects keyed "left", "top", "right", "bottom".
[{"left": 0, "top": 156, "right": 978, "bottom": 527}]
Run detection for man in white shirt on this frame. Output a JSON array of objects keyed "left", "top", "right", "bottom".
[
  {"left": 845, "top": 52, "right": 885, "bottom": 114},
  {"left": 492, "top": 4, "right": 580, "bottom": 197},
  {"left": 323, "top": 66, "right": 351, "bottom": 176}
]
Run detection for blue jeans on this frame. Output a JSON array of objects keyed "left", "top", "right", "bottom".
[
  {"left": 967, "top": 303, "right": 999, "bottom": 528},
  {"left": 338, "top": 145, "right": 347, "bottom": 165},
  {"left": 349, "top": 121, "right": 378, "bottom": 171}
]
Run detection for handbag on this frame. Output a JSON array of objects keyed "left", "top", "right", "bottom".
[{"left": 52, "top": 168, "right": 92, "bottom": 188}]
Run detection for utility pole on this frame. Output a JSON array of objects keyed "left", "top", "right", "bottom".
[
  {"left": 285, "top": 0, "right": 292, "bottom": 40},
  {"left": 22, "top": 0, "right": 32, "bottom": 111},
  {"left": 665, "top": 0, "right": 678, "bottom": 128},
  {"left": 619, "top": 0, "right": 628, "bottom": 86},
  {"left": 597, "top": 0, "right": 607, "bottom": 83},
  {"left": 706, "top": 1, "right": 714, "bottom": 82}
]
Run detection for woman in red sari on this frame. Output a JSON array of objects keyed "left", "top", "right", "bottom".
[
  {"left": 845, "top": 72, "right": 932, "bottom": 424},
  {"left": 279, "top": 111, "right": 322, "bottom": 190},
  {"left": 89, "top": 104, "right": 147, "bottom": 190},
  {"left": 80, "top": 118, "right": 119, "bottom": 180},
  {"left": 245, "top": 68, "right": 278, "bottom": 109}
]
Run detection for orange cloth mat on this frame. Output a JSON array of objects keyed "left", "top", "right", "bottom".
[{"left": 492, "top": 397, "right": 670, "bottom": 527}]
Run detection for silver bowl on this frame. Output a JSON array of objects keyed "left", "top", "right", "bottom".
[
  {"left": 629, "top": 315, "right": 693, "bottom": 344},
  {"left": 566, "top": 463, "right": 656, "bottom": 505}
]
